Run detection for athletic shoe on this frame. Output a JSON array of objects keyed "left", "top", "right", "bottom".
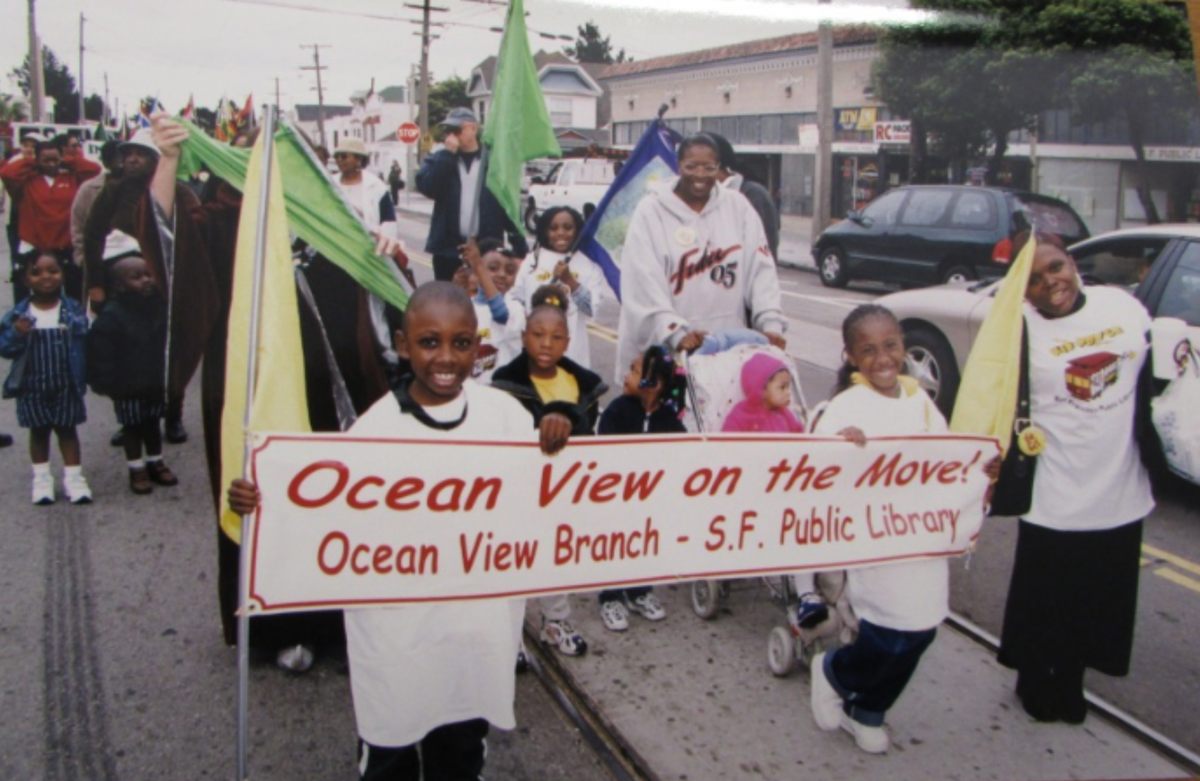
[
  {"left": 0, "top": 431, "right": 13, "bottom": 448},
  {"left": 63, "top": 472, "right": 93, "bottom": 505},
  {"left": 541, "top": 618, "right": 587, "bottom": 656},
  {"left": 276, "top": 643, "right": 315, "bottom": 673},
  {"left": 32, "top": 472, "right": 55, "bottom": 505},
  {"left": 627, "top": 592, "right": 666, "bottom": 622},
  {"left": 600, "top": 600, "right": 629, "bottom": 632},
  {"left": 810, "top": 652, "right": 843, "bottom": 731},
  {"left": 794, "top": 592, "right": 829, "bottom": 630},
  {"left": 840, "top": 713, "right": 890, "bottom": 754}
]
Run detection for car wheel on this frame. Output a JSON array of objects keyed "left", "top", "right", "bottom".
[
  {"left": 941, "top": 264, "right": 976, "bottom": 284},
  {"left": 818, "top": 247, "right": 850, "bottom": 288},
  {"left": 524, "top": 200, "right": 538, "bottom": 233},
  {"left": 903, "top": 326, "right": 960, "bottom": 417}
]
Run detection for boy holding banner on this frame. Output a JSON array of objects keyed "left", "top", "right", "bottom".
[{"left": 229, "top": 282, "right": 571, "bottom": 780}]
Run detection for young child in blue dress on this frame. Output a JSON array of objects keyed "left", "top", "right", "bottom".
[{"left": 0, "top": 251, "right": 91, "bottom": 504}]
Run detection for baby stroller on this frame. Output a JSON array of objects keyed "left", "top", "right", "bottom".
[{"left": 681, "top": 343, "right": 857, "bottom": 676}]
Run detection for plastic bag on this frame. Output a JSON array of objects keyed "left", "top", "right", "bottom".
[{"left": 1152, "top": 343, "right": 1200, "bottom": 484}]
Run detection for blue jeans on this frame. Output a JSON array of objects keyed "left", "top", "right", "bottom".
[{"left": 825, "top": 619, "right": 936, "bottom": 726}]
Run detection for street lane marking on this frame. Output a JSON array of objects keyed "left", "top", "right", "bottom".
[
  {"left": 1142, "top": 544, "right": 1200, "bottom": 578},
  {"left": 1154, "top": 567, "right": 1200, "bottom": 595}
]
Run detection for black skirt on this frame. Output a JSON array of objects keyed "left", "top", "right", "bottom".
[{"left": 998, "top": 519, "right": 1142, "bottom": 677}]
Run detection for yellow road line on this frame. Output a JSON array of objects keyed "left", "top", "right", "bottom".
[
  {"left": 1154, "top": 567, "right": 1200, "bottom": 595},
  {"left": 1142, "top": 544, "right": 1200, "bottom": 578}
]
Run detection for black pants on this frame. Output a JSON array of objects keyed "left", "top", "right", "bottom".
[
  {"left": 826, "top": 619, "right": 937, "bottom": 726},
  {"left": 358, "top": 719, "right": 488, "bottom": 781},
  {"left": 432, "top": 254, "right": 463, "bottom": 282}
]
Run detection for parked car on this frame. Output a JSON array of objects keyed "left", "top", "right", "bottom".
[
  {"left": 812, "top": 185, "right": 1089, "bottom": 289},
  {"left": 880, "top": 224, "right": 1200, "bottom": 417},
  {"left": 524, "top": 158, "right": 620, "bottom": 232}
]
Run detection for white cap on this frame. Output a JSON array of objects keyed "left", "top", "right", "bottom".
[
  {"left": 102, "top": 230, "right": 142, "bottom": 262},
  {"left": 119, "top": 129, "right": 160, "bottom": 157}
]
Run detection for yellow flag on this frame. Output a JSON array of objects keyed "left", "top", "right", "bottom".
[
  {"left": 218, "top": 137, "right": 311, "bottom": 542},
  {"left": 948, "top": 235, "right": 1037, "bottom": 455}
]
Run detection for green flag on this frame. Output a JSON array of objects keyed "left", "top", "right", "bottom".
[
  {"left": 93, "top": 123, "right": 109, "bottom": 142},
  {"left": 173, "top": 118, "right": 409, "bottom": 310},
  {"left": 481, "top": 0, "right": 561, "bottom": 227}
]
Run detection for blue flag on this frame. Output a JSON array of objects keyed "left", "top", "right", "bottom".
[{"left": 574, "top": 121, "right": 678, "bottom": 302}]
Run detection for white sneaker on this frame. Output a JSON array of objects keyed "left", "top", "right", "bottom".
[
  {"left": 541, "top": 618, "right": 587, "bottom": 656},
  {"left": 63, "top": 472, "right": 92, "bottom": 505},
  {"left": 840, "top": 713, "right": 890, "bottom": 754},
  {"left": 600, "top": 600, "right": 629, "bottom": 631},
  {"left": 32, "top": 472, "right": 55, "bottom": 505},
  {"left": 276, "top": 644, "right": 314, "bottom": 673},
  {"left": 627, "top": 592, "right": 667, "bottom": 621},
  {"left": 810, "top": 651, "right": 843, "bottom": 731}
]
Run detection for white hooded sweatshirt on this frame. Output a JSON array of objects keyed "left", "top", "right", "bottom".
[{"left": 615, "top": 177, "right": 786, "bottom": 381}]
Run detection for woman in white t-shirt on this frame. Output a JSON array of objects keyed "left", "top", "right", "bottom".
[{"left": 994, "top": 233, "right": 1162, "bottom": 725}]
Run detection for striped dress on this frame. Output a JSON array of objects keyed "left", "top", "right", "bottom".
[{"left": 16, "top": 301, "right": 87, "bottom": 429}]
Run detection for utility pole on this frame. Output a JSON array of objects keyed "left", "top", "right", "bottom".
[
  {"left": 275, "top": 76, "right": 281, "bottom": 110},
  {"left": 78, "top": 13, "right": 86, "bottom": 122},
  {"left": 300, "top": 44, "right": 330, "bottom": 148},
  {"left": 405, "top": 1, "right": 448, "bottom": 162},
  {"left": 813, "top": 0, "right": 834, "bottom": 237},
  {"left": 27, "top": 0, "right": 45, "bottom": 122},
  {"left": 407, "top": 63, "right": 418, "bottom": 189}
]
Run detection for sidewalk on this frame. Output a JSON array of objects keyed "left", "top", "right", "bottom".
[
  {"left": 529, "top": 586, "right": 1188, "bottom": 781},
  {"left": 393, "top": 192, "right": 818, "bottom": 271}
]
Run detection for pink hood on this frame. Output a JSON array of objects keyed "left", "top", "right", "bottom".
[{"left": 740, "top": 353, "right": 788, "bottom": 405}]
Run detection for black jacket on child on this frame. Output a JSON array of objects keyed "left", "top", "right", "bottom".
[
  {"left": 491, "top": 352, "right": 607, "bottom": 435},
  {"left": 598, "top": 394, "right": 686, "bottom": 436},
  {"left": 87, "top": 292, "right": 167, "bottom": 400}
]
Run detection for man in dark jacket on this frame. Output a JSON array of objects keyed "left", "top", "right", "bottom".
[
  {"left": 708, "top": 132, "right": 781, "bottom": 262},
  {"left": 416, "top": 107, "right": 528, "bottom": 281}
]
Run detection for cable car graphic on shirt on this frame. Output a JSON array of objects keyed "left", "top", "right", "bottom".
[{"left": 1064, "top": 351, "right": 1120, "bottom": 401}]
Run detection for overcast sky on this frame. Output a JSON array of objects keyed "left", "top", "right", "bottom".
[{"left": 3, "top": 0, "right": 923, "bottom": 120}]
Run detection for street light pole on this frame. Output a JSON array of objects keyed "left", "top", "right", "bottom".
[
  {"left": 813, "top": 0, "right": 834, "bottom": 237},
  {"left": 27, "top": 0, "right": 45, "bottom": 122}
]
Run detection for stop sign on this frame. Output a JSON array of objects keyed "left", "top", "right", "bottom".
[{"left": 397, "top": 122, "right": 420, "bottom": 144}]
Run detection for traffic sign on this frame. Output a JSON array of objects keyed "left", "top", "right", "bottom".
[{"left": 397, "top": 122, "right": 420, "bottom": 144}]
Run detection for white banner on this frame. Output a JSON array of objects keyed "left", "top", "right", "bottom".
[{"left": 246, "top": 433, "right": 998, "bottom": 614}]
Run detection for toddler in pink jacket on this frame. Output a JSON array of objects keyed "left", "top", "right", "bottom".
[{"left": 721, "top": 352, "right": 805, "bottom": 434}]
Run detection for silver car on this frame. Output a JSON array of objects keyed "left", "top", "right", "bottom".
[{"left": 879, "top": 224, "right": 1200, "bottom": 415}]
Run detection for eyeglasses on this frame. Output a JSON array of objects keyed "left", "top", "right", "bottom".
[{"left": 681, "top": 163, "right": 720, "bottom": 175}]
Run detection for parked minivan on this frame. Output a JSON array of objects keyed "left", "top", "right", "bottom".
[{"left": 812, "top": 185, "right": 1089, "bottom": 288}]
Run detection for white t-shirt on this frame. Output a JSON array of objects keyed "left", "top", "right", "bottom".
[
  {"left": 814, "top": 383, "right": 950, "bottom": 631},
  {"left": 510, "top": 248, "right": 607, "bottom": 369},
  {"left": 343, "top": 382, "right": 534, "bottom": 747},
  {"left": 472, "top": 298, "right": 521, "bottom": 384},
  {"left": 30, "top": 301, "right": 62, "bottom": 329},
  {"left": 1024, "top": 286, "right": 1154, "bottom": 531}
]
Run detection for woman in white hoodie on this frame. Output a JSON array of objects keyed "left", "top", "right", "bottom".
[{"left": 615, "top": 134, "right": 787, "bottom": 380}]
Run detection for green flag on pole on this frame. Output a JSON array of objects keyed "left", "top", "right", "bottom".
[
  {"left": 173, "top": 117, "right": 410, "bottom": 310},
  {"left": 481, "top": 0, "right": 561, "bottom": 228}
]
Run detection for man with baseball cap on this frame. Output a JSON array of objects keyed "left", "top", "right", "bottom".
[{"left": 416, "top": 106, "right": 528, "bottom": 281}]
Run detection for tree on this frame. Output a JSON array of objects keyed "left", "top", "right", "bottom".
[
  {"left": 873, "top": 10, "right": 1058, "bottom": 185},
  {"left": 0, "top": 93, "right": 28, "bottom": 122},
  {"left": 1028, "top": 0, "right": 1196, "bottom": 223},
  {"left": 10, "top": 45, "right": 82, "bottom": 124},
  {"left": 424, "top": 75, "right": 469, "bottom": 135},
  {"left": 564, "top": 21, "right": 627, "bottom": 64}
]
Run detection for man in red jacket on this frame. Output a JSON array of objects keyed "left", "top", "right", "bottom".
[{"left": 0, "top": 135, "right": 101, "bottom": 303}]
